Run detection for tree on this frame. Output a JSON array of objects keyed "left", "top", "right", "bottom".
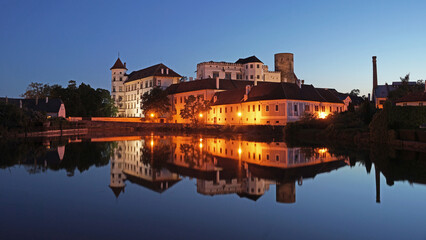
[
  {"left": 21, "top": 82, "right": 51, "bottom": 99},
  {"left": 140, "top": 87, "right": 170, "bottom": 119},
  {"left": 349, "top": 89, "right": 360, "bottom": 96},
  {"left": 21, "top": 81, "right": 117, "bottom": 117},
  {"left": 400, "top": 73, "right": 410, "bottom": 84},
  {"left": 180, "top": 95, "right": 211, "bottom": 125}
]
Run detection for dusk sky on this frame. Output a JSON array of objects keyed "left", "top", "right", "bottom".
[{"left": 1, "top": 0, "right": 425, "bottom": 97}]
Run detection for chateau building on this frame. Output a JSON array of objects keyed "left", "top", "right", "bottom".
[
  {"left": 167, "top": 78, "right": 345, "bottom": 125},
  {"left": 197, "top": 53, "right": 298, "bottom": 84},
  {"left": 110, "top": 58, "right": 181, "bottom": 117}
]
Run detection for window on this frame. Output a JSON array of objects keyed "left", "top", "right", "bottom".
[
  {"left": 219, "top": 108, "right": 222, "bottom": 113},
  {"left": 113, "top": 87, "right": 116, "bottom": 92},
  {"left": 276, "top": 155, "right": 280, "bottom": 161},
  {"left": 275, "top": 104, "right": 279, "bottom": 111},
  {"left": 247, "top": 105, "right": 250, "bottom": 112},
  {"left": 294, "top": 104, "right": 298, "bottom": 112},
  {"left": 246, "top": 76, "right": 248, "bottom": 80},
  {"left": 259, "top": 154, "right": 261, "bottom": 160},
  {"left": 230, "top": 107, "right": 233, "bottom": 112},
  {"left": 258, "top": 105, "right": 260, "bottom": 111},
  {"left": 145, "top": 81, "right": 148, "bottom": 88},
  {"left": 330, "top": 106, "right": 332, "bottom": 112},
  {"left": 250, "top": 75, "right": 253, "bottom": 79},
  {"left": 180, "top": 97, "right": 182, "bottom": 103},
  {"left": 213, "top": 72, "right": 219, "bottom": 78},
  {"left": 250, "top": 64, "right": 253, "bottom": 68},
  {"left": 112, "top": 77, "right": 115, "bottom": 81},
  {"left": 225, "top": 107, "right": 227, "bottom": 113},
  {"left": 305, "top": 105, "right": 310, "bottom": 111},
  {"left": 140, "top": 83, "right": 143, "bottom": 89},
  {"left": 315, "top": 105, "right": 319, "bottom": 111},
  {"left": 257, "top": 75, "right": 260, "bottom": 79},
  {"left": 266, "top": 154, "right": 269, "bottom": 160},
  {"left": 225, "top": 72, "right": 231, "bottom": 79},
  {"left": 245, "top": 65, "right": 248, "bottom": 69},
  {"left": 120, "top": 77, "right": 122, "bottom": 81},
  {"left": 321, "top": 106, "right": 325, "bottom": 112},
  {"left": 252, "top": 105, "right": 255, "bottom": 112},
  {"left": 265, "top": 105, "right": 269, "bottom": 111},
  {"left": 149, "top": 80, "right": 153, "bottom": 87},
  {"left": 237, "top": 73, "right": 242, "bottom": 80},
  {"left": 420, "top": 103, "right": 423, "bottom": 106},
  {"left": 119, "top": 86, "right": 122, "bottom": 92},
  {"left": 257, "top": 64, "right": 259, "bottom": 68}
]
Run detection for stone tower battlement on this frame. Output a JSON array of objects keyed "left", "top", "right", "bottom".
[{"left": 274, "top": 53, "right": 297, "bottom": 83}]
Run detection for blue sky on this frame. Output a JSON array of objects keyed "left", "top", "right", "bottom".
[{"left": 1, "top": 0, "right": 425, "bottom": 97}]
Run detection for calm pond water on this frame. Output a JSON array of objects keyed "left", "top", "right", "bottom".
[{"left": 1, "top": 134, "right": 425, "bottom": 240}]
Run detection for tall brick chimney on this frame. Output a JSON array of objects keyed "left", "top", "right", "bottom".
[{"left": 372, "top": 56, "right": 378, "bottom": 96}]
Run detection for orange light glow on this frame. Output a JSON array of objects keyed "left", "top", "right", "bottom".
[
  {"left": 150, "top": 113, "right": 154, "bottom": 117},
  {"left": 199, "top": 113, "right": 203, "bottom": 118},
  {"left": 199, "top": 143, "right": 203, "bottom": 148},
  {"left": 199, "top": 138, "right": 203, "bottom": 142},
  {"left": 150, "top": 140, "right": 154, "bottom": 147},
  {"left": 238, "top": 148, "right": 242, "bottom": 154},
  {"left": 318, "top": 112, "right": 328, "bottom": 119},
  {"left": 318, "top": 148, "right": 328, "bottom": 154},
  {"left": 237, "top": 112, "right": 242, "bottom": 117}
]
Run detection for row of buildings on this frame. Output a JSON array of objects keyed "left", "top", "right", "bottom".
[{"left": 110, "top": 53, "right": 362, "bottom": 124}]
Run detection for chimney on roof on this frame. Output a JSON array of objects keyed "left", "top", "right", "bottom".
[
  {"left": 373, "top": 56, "right": 378, "bottom": 94},
  {"left": 166, "top": 68, "right": 169, "bottom": 75},
  {"left": 124, "top": 62, "right": 126, "bottom": 68},
  {"left": 244, "top": 85, "right": 251, "bottom": 101},
  {"left": 36, "top": 97, "right": 38, "bottom": 105},
  {"left": 216, "top": 77, "right": 220, "bottom": 89},
  {"left": 46, "top": 97, "right": 48, "bottom": 103},
  {"left": 213, "top": 95, "right": 217, "bottom": 103}
]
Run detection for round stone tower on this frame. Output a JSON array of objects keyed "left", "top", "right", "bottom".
[{"left": 274, "top": 53, "right": 296, "bottom": 83}]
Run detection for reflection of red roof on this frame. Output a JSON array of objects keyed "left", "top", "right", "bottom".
[{"left": 395, "top": 91, "right": 426, "bottom": 103}]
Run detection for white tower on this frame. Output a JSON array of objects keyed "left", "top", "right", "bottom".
[
  {"left": 109, "top": 143, "right": 126, "bottom": 198},
  {"left": 110, "top": 58, "right": 127, "bottom": 117}
]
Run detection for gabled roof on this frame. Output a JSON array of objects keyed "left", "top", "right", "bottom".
[
  {"left": 0, "top": 97, "right": 63, "bottom": 113},
  {"left": 235, "top": 56, "right": 263, "bottom": 64},
  {"left": 109, "top": 186, "right": 125, "bottom": 198},
  {"left": 124, "top": 173, "right": 181, "bottom": 193},
  {"left": 374, "top": 84, "right": 396, "bottom": 98},
  {"left": 211, "top": 83, "right": 344, "bottom": 106},
  {"left": 125, "top": 63, "right": 181, "bottom": 83},
  {"left": 166, "top": 78, "right": 268, "bottom": 95},
  {"left": 327, "top": 89, "right": 365, "bottom": 105},
  {"left": 395, "top": 91, "right": 426, "bottom": 103},
  {"left": 110, "top": 58, "right": 127, "bottom": 70}
]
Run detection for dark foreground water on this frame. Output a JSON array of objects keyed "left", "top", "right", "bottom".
[{"left": 1, "top": 134, "right": 425, "bottom": 240}]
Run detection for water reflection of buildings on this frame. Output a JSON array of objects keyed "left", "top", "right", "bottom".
[
  {"left": 109, "top": 136, "right": 181, "bottom": 198},
  {"left": 109, "top": 136, "right": 349, "bottom": 203}
]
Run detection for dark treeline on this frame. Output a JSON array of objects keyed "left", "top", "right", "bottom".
[{"left": 22, "top": 80, "right": 117, "bottom": 117}]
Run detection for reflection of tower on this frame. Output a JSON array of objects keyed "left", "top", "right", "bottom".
[
  {"left": 375, "top": 164, "right": 380, "bottom": 203},
  {"left": 110, "top": 144, "right": 125, "bottom": 198},
  {"left": 274, "top": 53, "right": 297, "bottom": 83},
  {"left": 276, "top": 181, "right": 296, "bottom": 204}
]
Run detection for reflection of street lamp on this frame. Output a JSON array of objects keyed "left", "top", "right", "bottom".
[
  {"left": 238, "top": 148, "right": 242, "bottom": 155},
  {"left": 238, "top": 112, "right": 242, "bottom": 125},
  {"left": 150, "top": 113, "right": 155, "bottom": 117},
  {"left": 199, "top": 113, "right": 203, "bottom": 118}
]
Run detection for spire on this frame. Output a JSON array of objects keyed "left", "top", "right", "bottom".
[
  {"left": 109, "top": 186, "right": 125, "bottom": 198},
  {"left": 110, "top": 57, "right": 127, "bottom": 70}
]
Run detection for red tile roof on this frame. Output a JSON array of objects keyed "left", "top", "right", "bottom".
[
  {"left": 211, "top": 83, "right": 344, "bottom": 105},
  {"left": 110, "top": 58, "right": 127, "bottom": 70},
  {"left": 125, "top": 63, "right": 181, "bottom": 83},
  {"left": 166, "top": 78, "right": 268, "bottom": 94},
  {"left": 235, "top": 56, "right": 263, "bottom": 64},
  {"left": 395, "top": 91, "right": 426, "bottom": 103}
]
